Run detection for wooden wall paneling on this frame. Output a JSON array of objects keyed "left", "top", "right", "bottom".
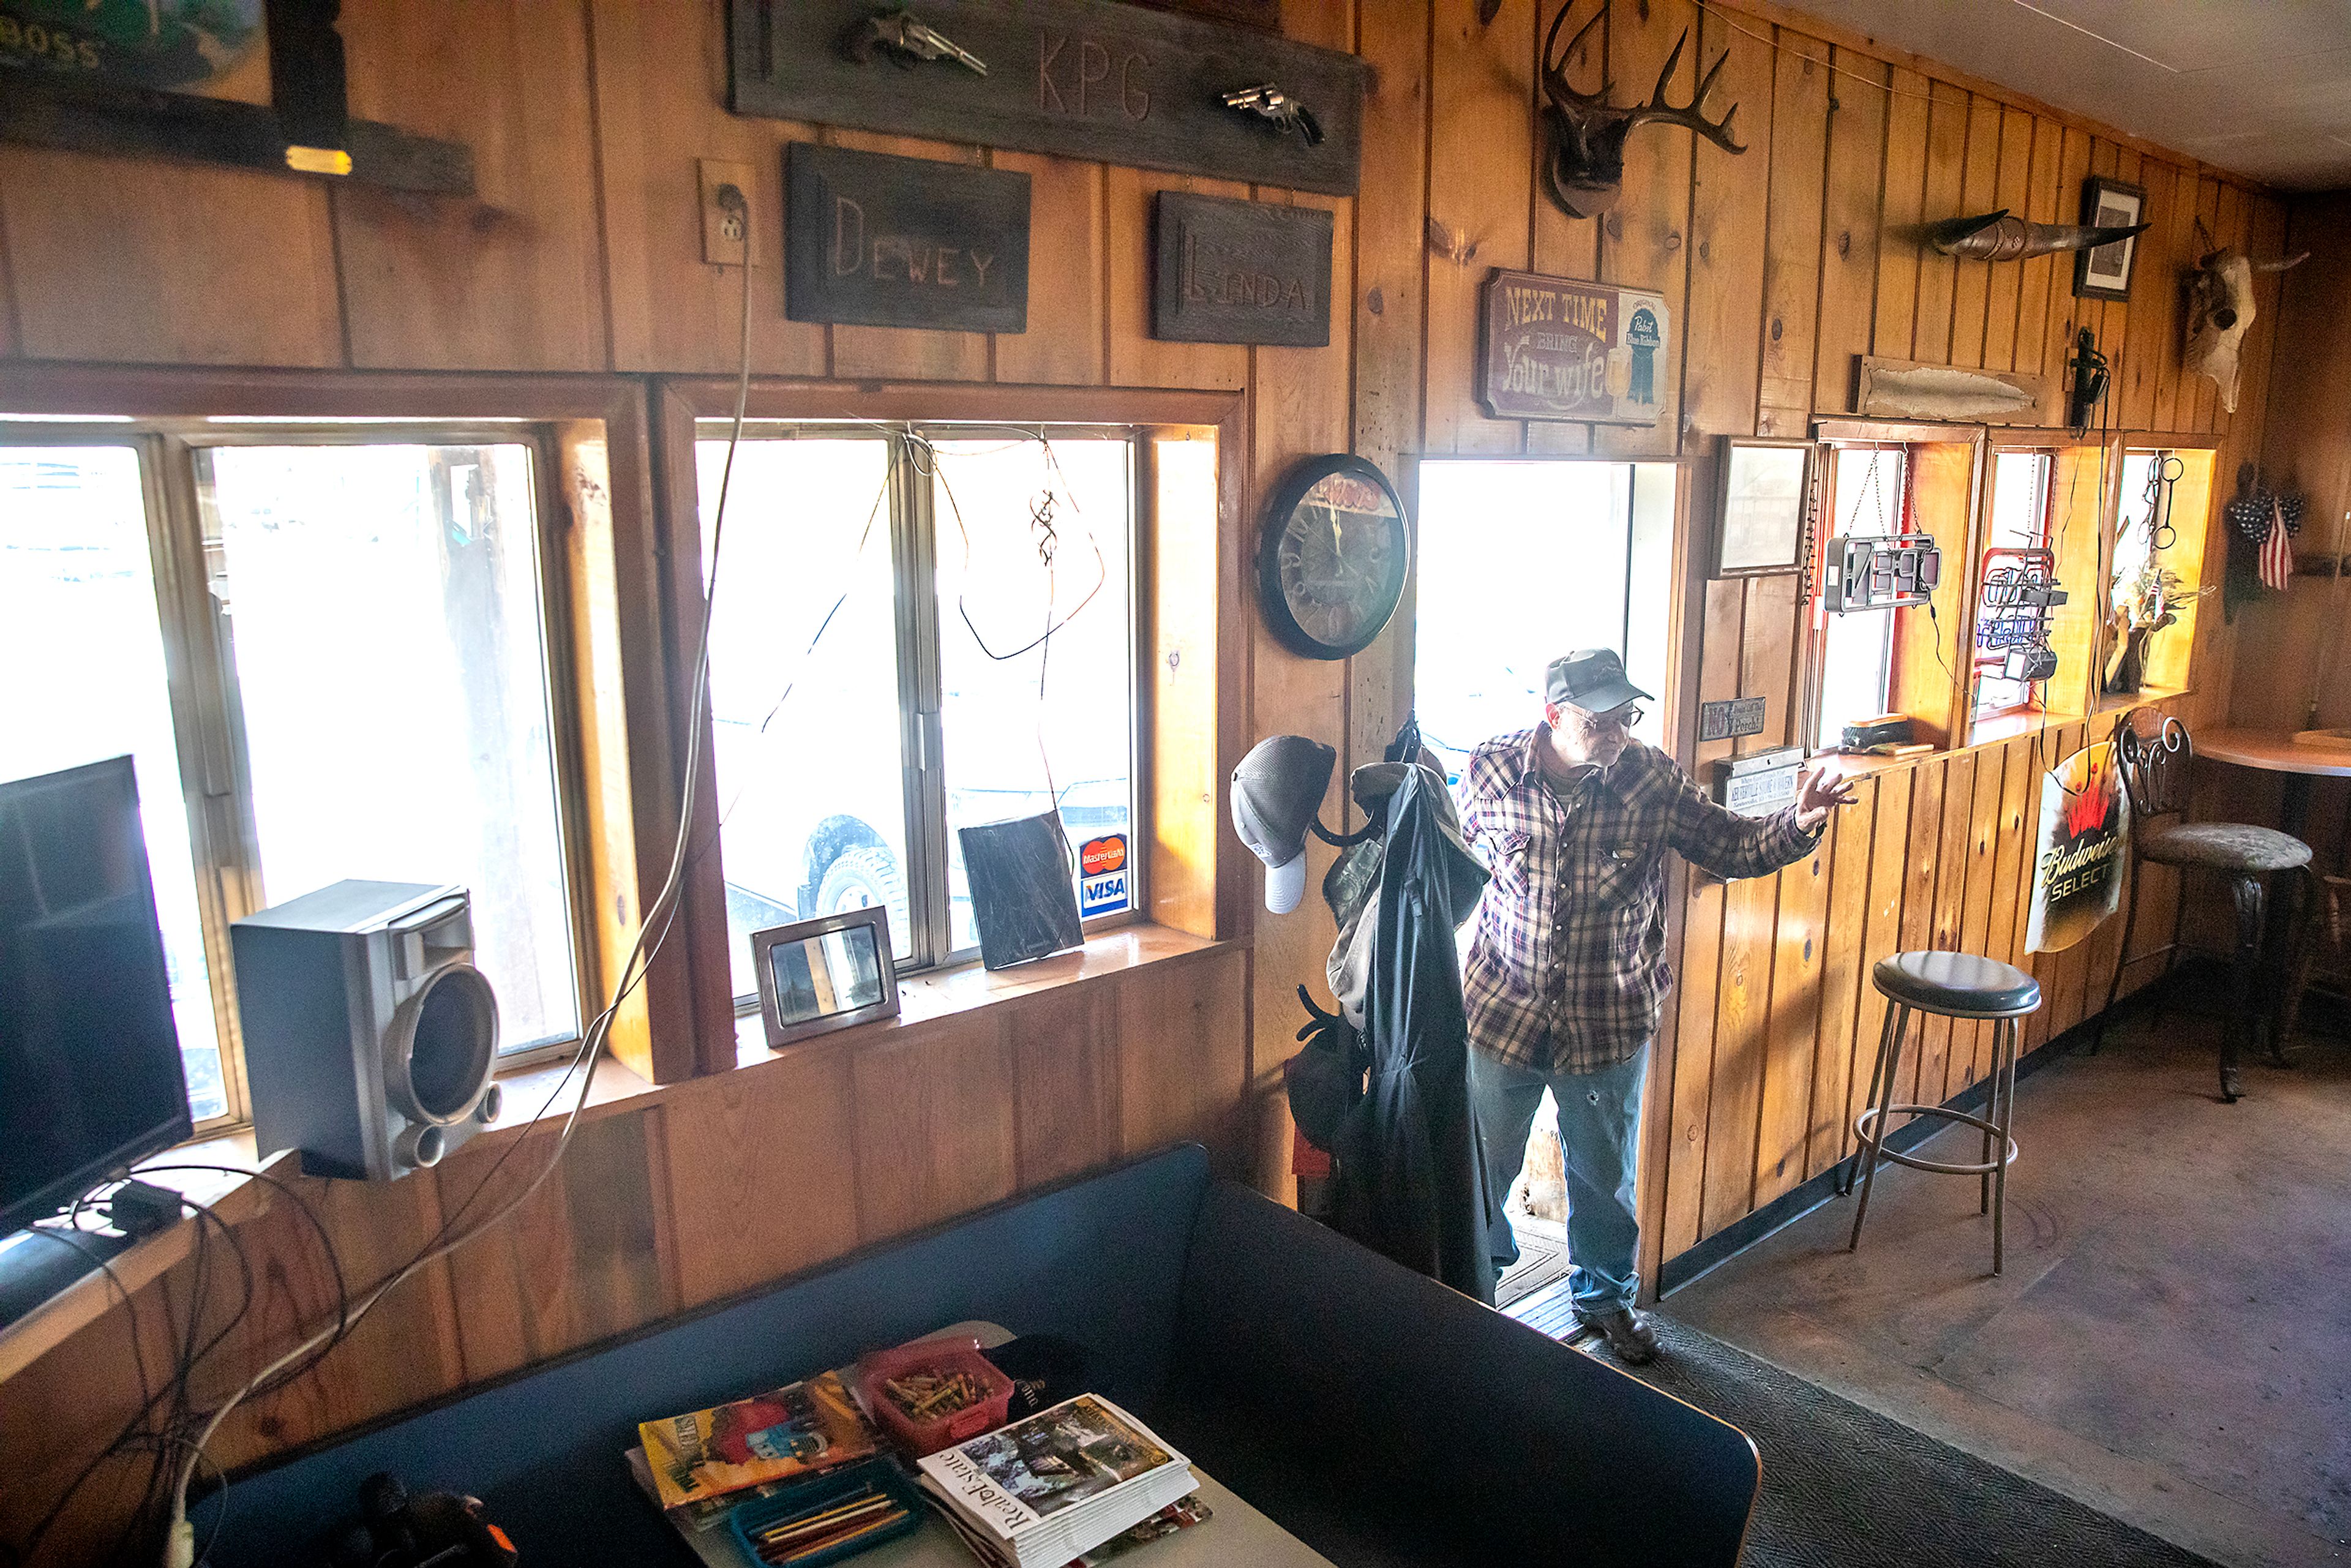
[
  {"left": 1662, "top": 872, "right": 1728, "bottom": 1258},
  {"left": 2097, "top": 145, "right": 2142, "bottom": 418},
  {"left": 2011, "top": 116, "right": 2061, "bottom": 381},
  {"left": 1592, "top": 0, "right": 1697, "bottom": 459},
  {"left": 1149, "top": 428, "right": 1227, "bottom": 939},
  {"left": 1804, "top": 775, "right": 1878, "bottom": 1179},
  {"left": 661, "top": 1041, "right": 861, "bottom": 1309},
  {"left": 1106, "top": 168, "right": 1254, "bottom": 391},
  {"left": 1911, "top": 81, "right": 1970, "bottom": 365},
  {"left": 2189, "top": 176, "right": 2225, "bottom": 433},
  {"left": 992, "top": 153, "right": 1106, "bottom": 386},
  {"left": 587, "top": 0, "right": 828, "bottom": 376},
  {"left": 823, "top": 130, "right": 992, "bottom": 382},
  {"left": 1692, "top": 581, "right": 1749, "bottom": 768},
  {"left": 435, "top": 1104, "right": 674, "bottom": 1383},
  {"left": 2135, "top": 162, "right": 2183, "bottom": 432},
  {"left": 1946, "top": 95, "right": 2004, "bottom": 370},
  {"left": 1346, "top": 0, "right": 1430, "bottom": 770},
  {"left": 1679, "top": 6, "right": 1776, "bottom": 437},
  {"left": 1754, "top": 835, "right": 1832, "bottom": 1206},
  {"left": 0, "top": 151, "right": 343, "bottom": 366},
  {"left": 1699, "top": 868, "right": 1780, "bottom": 1237},
  {"left": 1245, "top": 189, "right": 1355, "bottom": 1201},
  {"left": 1893, "top": 757, "right": 1945, "bottom": 1105},
  {"left": 1810, "top": 49, "right": 1889, "bottom": 421},
  {"left": 1844, "top": 767, "right": 1913, "bottom": 1157},
  {"left": 1984, "top": 730, "right": 2033, "bottom": 1006},
  {"left": 1755, "top": 31, "right": 1831, "bottom": 437},
  {"left": 852, "top": 1016, "right": 1020, "bottom": 1242},
  {"left": 1951, "top": 740, "right": 2006, "bottom": 1092},
  {"left": 1894, "top": 441, "right": 1978, "bottom": 746},
  {"left": 1423, "top": 0, "right": 1532, "bottom": 454},
  {"left": 1737, "top": 576, "right": 1801, "bottom": 751},
  {"left": 2037, "top": 128, "right": 2096, "bottom": 426},
  {"left": 1521, "top": 0, "right": 1595, "bottom": 459},
  {"left": 332, "top": 0, "right": 608, "bottom": 372},
  {"left": 1916, "top": 749, "right": 1978, "bottom": 1102},
  {"left": 1119, "top": 948, "right": 1250, "bottom": 1164},
  {"left": 1981, "top": 106, "right": 2034, "bottom": 372},
  {"left": 1009, "top": 980, "right": 1124, "bottom": 1187},
  {"left": 1869, "top": 67, "right": 1931, "bottom": 365}
]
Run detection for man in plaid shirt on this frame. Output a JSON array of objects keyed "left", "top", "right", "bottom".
[{"left": 1461, "top": 649, "right": 1852, "bottom": 1362}]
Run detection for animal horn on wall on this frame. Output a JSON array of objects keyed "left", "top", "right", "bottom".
[{"left": 1926, "top": 209, "right": 2151, "bottom": 262}]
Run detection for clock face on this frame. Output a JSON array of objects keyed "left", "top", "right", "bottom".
[{"left": 1262, "top": 462, "right": 1408, "bottom": 659}]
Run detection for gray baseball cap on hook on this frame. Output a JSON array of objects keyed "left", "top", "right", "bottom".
[{"left": 1231, "top": 735, "right": 1337, "bottom": 914}]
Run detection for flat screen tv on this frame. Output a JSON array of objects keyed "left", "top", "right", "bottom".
[{"left": 0, "top": 757, "right": 192, "bottom": 1236}]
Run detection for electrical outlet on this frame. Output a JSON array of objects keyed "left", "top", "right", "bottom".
[{"left": 697, "top": 158, "right": 756, "bottom": 268}]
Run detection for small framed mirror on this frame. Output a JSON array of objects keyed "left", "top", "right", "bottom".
[
  {"left": 1713, "top": 437, "right": 1813, "bottom": 578},
  {"left": 750, "top": 907, "right": 899, "bottom": 1049}
]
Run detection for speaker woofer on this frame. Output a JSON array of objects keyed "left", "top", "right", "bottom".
[{"left": 389, "top": 962, "right": 498, "bottom": 1125}]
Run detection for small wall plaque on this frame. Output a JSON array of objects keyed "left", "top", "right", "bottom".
[
  {"left": 1698, "top": 697, "right": 1769, "bottom": 743},
  {"left": 1152, "top": 192, "right": 1331, "bottom": 346},
  {"left": 1479, "top": 269, "right": 1671, "bottom": 426},
  {"left": 784, "top": 142, "right": 1030, "bottom": 333},
  {"left": 1709, "top": 746, "right": 1804, "bottom": 817}
]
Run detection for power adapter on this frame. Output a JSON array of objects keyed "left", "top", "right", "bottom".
[{"left": 103, "top": 1179, "right": 185, "bottom": 1239}]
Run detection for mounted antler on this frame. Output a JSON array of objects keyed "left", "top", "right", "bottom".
[
  {"left": 1538, "top": 0, "right": 1745, "bottom": 220},
  {"left": 2184, "top": 216, "right": 2309, "bottom": 413}
]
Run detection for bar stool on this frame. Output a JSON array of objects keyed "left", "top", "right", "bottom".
[{"left": 1839, "top": 950, "right": 2042, "bottom": 1274}]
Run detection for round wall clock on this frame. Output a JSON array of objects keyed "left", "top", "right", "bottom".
[{"left": 1258, "top": 455, "right": 1411, "bottom": 661}]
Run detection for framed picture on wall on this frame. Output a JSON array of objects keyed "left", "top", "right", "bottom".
[
  {"left": 1712, "top": 437, "right": 1812, "bottom": 578},
  {"left": 2075, "top": 176, "right": 2146, "bottom": 302}
]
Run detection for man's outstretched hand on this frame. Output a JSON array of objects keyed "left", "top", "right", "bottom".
[{"left": 1794, "top": 763, "right": 1859, "bottom": 830}]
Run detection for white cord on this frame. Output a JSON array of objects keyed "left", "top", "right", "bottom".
[{"left": 160, "top": 197, "right": 762, "bottom": 1568}]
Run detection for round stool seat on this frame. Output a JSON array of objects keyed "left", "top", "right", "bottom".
[
  {"left": 2137, "top": 821, "right": 2310, "bottom": 873},
  {"left": 1873, "top": 950, "right": 2040, "bottom": 1019}
]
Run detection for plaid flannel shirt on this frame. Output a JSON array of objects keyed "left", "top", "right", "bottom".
[{"left": 1459, "top": 728, "right": 1821, "bottom": 1075}]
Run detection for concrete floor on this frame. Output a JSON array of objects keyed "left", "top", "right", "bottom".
[{"left": 1667, "top": 1004, "right": 2351, "bottom": 1568}]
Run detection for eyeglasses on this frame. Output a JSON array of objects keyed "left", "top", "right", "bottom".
[{"left": 1565, "top": 705, "right": 1644, "bottom": 735}]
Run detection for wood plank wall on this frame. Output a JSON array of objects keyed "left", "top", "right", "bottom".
[{"left": 0, "top": 0, "right": 2308, "bottom": 1553}]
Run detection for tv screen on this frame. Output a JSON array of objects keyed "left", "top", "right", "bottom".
[{"left": 0, "top": 757, "right": 192, "bottom": 1235}]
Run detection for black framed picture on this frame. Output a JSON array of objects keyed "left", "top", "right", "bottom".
[
  {"left": 2075, "top": 176, "right": 2146, "bottom": 302},
  {"left": 1712, "top": 437, "right": 1812, "bottom": 578}
]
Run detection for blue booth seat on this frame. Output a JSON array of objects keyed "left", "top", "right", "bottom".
[{"left": 197, "top": 1146, "right": 1757, "bottom": 1567}]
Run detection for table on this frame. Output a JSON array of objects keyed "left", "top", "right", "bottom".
[{"left": 2195, "top": 729, "right": 2351, "bottom": 1042}]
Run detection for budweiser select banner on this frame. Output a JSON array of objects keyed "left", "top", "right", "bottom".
[{"left": 2025, "top": 742, "right": 2129, "bottom": 953}]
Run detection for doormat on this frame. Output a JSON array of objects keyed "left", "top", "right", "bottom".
[{"left": 1493, "top": 1221, "right": 1572, "bottom": 1310}]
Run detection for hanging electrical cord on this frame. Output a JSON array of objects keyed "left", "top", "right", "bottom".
[{"left": 155, "top": 192, "right": 763, "bottom": 1568}]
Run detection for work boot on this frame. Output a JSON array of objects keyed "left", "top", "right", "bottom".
[{"left": 1573, "top": 1305, "right": 1660, "bottom": 1365}]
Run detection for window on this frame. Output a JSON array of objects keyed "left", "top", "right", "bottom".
[
  {"left": 2110, "top": 449, "right": 2165, "bottom": 621},
  {"left": 0, "top": 422, "right": 589, "bottom": 1131},
  {"left": 696, "top": 424, "right": 1139, "bottom": 1004},
  {"left": 1973, "top": 450, "right": 2057, "bottom": 722},
  {"left": 1411, "top": 460, "right": 1674, "bottom": 784},
  {"left": 1813, "top": 445, "right": 1907, "bottom": 750}
]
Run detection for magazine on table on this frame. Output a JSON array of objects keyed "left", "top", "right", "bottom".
[
  {"left": 637, "top": 1370, "right": 879, "bottom": 1511},
  {"left": 915, "top": 1394, "right": 1197, "bottom": 1568}
]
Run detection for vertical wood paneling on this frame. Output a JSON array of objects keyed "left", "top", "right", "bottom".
[
  {"left": 825, "top": 132, "right": 992, "bottom": 382},
  {"left": 1811, "top": 50, "right": 1889, "bottom": 420},
  {"left": 1591, "top": 0, "right": 1696, "bottom": 458},
  {"left": 851, "top": 1020, "right": 1019, "bottom": 1242},
  {"left": 992, "top": 153, "right": 1106, "bottom": 386},
  {"left": 1010, "top": 981, "right": 1123, "bottom": 1186},
  {"left": 2134, "top": 162, "right": 2184, "bottom": 432},
  {"left": 1870, "top": 67, "right": 1931, "bottom": 362},
  {"left": 1916, "top": 751, "right": 1979, "bottom": 1100},
  {"left": 1680, "top": 7, "right": 1775, "bottom": 437},
  {"left": 1755, "top": 32, "right": 1829, "bottom": 435},
  {"left": 1911, "top": 82, "right": 1970, "bottom": 363},
  {"left": 1806, "top": 775, "right": 1878, "bottom": 1179},
  {"left": 1847, "top": 768, "right": 1913, "bottom": 1152},
  {"left": 1947, "top": 96, "right": 2004, "bottom": 370},
  {"left": 2039, "top": 128, "right": 2098, "bottom": 426},
  {"left": 1120, "top": 951, "right": 1249, "bottom": 1160},
  {"left": 1754, "top": 839, "right": 1831, "bottom": 1205},
  {"left": 1104, "top": 170, "right": 1251, "bottom": 390},
  {"left": 2013, "top": 116, "right": 2062, "bottom": 384},
  {"left": 1700, "top": 869, "right": 1779, "bottom": 1236},
  {"left": 1662, "top": 874, "right": 1727, "bottom": 1259},
  {"left": 1981, "top": 106, "right": 2034, "bottom": 373},
  {"left": 1894, "top": 759, "right": 1946, "bottom": 1104},
  {"left": 1951, "top": 743, "right": 2006, "bottom": 1092},
  {"left": 1424, "top": 0, "right": 1532, "bottom": 454}
]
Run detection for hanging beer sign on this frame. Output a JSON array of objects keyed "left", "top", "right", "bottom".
[
  {"left": 2024, "top": 742, "right": 2129, "bottom": 953},
  {"left": 1478, "top": 269, "right": 1670, "bottom": 425}
]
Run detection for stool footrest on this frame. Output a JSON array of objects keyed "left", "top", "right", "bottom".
[{"left": 1853, "top": 1103, "right": 2019, "bottom": 1177}]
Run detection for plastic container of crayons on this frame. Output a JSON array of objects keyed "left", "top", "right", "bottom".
[
  {"left": 853, "top": 1337, "right": 1014, "bottom": 1458},
  {"left": 726, "top": 1458, "right": 922, "bottom": 1566}
]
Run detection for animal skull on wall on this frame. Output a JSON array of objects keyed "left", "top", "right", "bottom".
[
  {"left": 2184, "top": 219, "right": 2308, "bottom": 413},
  {"left": 1538, "top": 0, "right": 1745, "bottom": 220}
]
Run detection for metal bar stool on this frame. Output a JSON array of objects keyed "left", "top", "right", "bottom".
[{"left": 1839, "top": 950, "right": 2043, "bottom": 1274}]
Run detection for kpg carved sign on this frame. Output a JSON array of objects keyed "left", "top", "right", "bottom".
[
  {"left": 729, "top": 0, "right": 1366, "bottom": 197},
  {"left": 784, "top": 142, "right": 1030, "bottom": 333}
]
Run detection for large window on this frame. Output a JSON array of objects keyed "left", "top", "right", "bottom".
[
  {"left": 696, "top": 424, "right": 1139, "bottom": 1001},
  {"left": 1413, "top": 459, "right": 1674, "bottom": 783},
  {"left": 1813, "top": 445, "right": 1907, "bottom": 750},
  {"left": 0, "top": 424, "right": 588, "bottom": 1131}
]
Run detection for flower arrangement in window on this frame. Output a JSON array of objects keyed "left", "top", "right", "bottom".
[{"left": 2104, "top": 565, "right": 2213, "bottom": 695}]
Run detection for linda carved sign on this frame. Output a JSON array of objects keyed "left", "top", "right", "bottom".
[
  {"left": 1152, "top": 191, "right": 1332, "bottom": 346},
  {"left": 784, "top": 141, "right": 1031, "bottom": 333},
  {"left": 1478, "top": 269, "right": 1670, "bottom": 425}
]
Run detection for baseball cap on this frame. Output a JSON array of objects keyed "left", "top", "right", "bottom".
[
  {"left": 1230, "top": 735, "right": 1336, "bottom": 914},
  {"left": 1545, "top": 648, "right": 1652, "bottom": 713}
]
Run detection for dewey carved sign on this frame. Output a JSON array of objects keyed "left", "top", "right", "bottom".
[
  {"left": 1479, "top": 269, "right": 1671, "bottom": 426},
  {"left": 729, "top": 0, "right": 1366, "bottom": 196},
  {"left": 1152, "top": 192, "right": 1330, "bottom": 346},
  {"left": 784, "top": 143, "right": 1030, "bottom": 334}
]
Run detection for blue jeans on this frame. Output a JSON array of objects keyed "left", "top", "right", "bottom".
[{"left": 1469, "top": 1043, "right": 1649, "bottom": 1315}]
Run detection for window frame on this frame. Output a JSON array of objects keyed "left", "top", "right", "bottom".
[{"left": 1970, "top": 445, "right": 2060, "bottom": 727}]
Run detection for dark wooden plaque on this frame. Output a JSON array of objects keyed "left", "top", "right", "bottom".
[
  {"left": 1479, "top": 269, "right": 1671, "bottom": 426},
  {"left": 784, "top": 142, "right": 1030, "bottom": 333},
  {"left": 1152, "top": 192, "right": 1330, "bottom": 346},
  {"left": 730, "top": 0, "right": 1366, "bottom": 197},
  {"left": 1697, "top": 696, "right": 1769, "bottom": 743}
]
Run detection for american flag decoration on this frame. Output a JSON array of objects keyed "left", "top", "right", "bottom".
[
  {"left": 2229, "top": 484, "right": 2303, "bottom": 593},
  {"left": 2259, "top": 496, "right": 2297, "bottom": 591}
]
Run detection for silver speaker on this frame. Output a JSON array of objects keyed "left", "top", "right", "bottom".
[{"left": 232, "top": 880, "right": 503, "bottom": 1180}]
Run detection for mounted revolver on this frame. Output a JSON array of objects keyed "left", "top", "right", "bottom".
[
  {"left": 1537, "top": 1, "right": 1745, "bottom": 219},
  {"left": 849, "top": 9, "right": 988, "bottom": 77},
  {"left": 1221, "top": 83, "right": 1324, "bottom": 147}
]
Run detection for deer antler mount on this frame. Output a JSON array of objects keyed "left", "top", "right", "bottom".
[{"left": 1539, "top": 0, "right": 1746, "bottom": 220}]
